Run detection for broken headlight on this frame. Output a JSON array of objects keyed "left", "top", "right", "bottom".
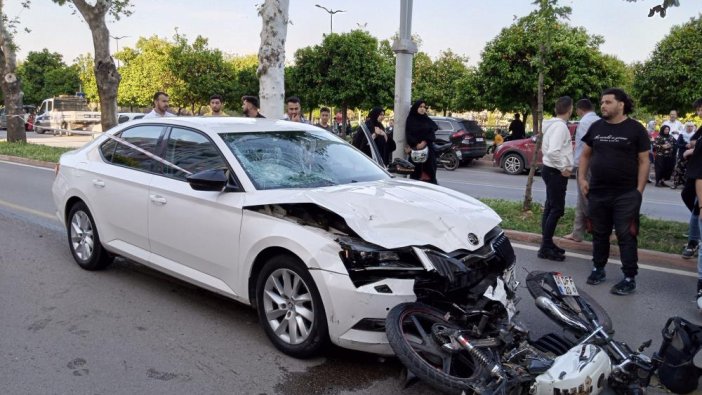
[{"left": 336, "top": 236, "right": 423, "bottom": 272}]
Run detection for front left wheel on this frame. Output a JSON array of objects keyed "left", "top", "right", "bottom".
[
  {"left": 66, "top": 201, "right": 113, "bottom": 270},
  {"left": 255, "top": 255, "right": 329, "bottom": 358}
]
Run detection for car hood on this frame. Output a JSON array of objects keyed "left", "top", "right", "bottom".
[{"left": 242, "top": 179, "right": 501, "bottom": 252}]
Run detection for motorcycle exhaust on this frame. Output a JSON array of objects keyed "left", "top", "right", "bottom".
[{"left": 535, "top": 296, "right": 588, "bottom": 333}]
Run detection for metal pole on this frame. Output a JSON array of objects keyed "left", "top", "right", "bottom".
[
  {"left": 392, "top": 0, "right": 417, "bottom": 160},
  {"left": 330, "top": 13, "right": 333, "bottom": 33}
]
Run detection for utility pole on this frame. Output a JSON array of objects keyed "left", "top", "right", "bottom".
[
  {"left": 314, "top": 4, "right": 345, "bottom": 34},
  {"left": 392, "top": 0, "right": 417, "bottom": 160},
  {"left": 110, "top": 35, "right": 128, "bottom": 67}
]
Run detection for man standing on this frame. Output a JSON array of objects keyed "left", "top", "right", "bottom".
[
  {"left": 314, "top": 107, "right": 332, "bottom": 132},
  {"left": 538, "top": 96, "right": 574, "bottom": 261},
  {"left": 682, "top": 98, "right": 702, "bottom": 308},
  {"left": 564, "top": 99, "right": 600, "bottom": 243},
  {"left": 283, "top": 96, "right": 308, "bottom": 123},
  {"left": 663, "top": 110, "right": 684, "bottom": 157},
  {"left": 332, "top": 111, "right": 351, "bottom": 137},
  {"left": 508, "top": 113, "right": 526, "bottom": 141},
  {"left": 143, "top": 92, "right": 176, "bottom": 118},
  {"left": 242, "top": 96, "right": 265, "bottom": 118},
  {"left": 205, "top": 94, "right": 228, "bottom": 117},
  {"left": 579, "top": 88, "right": 650, "bottom": 295}
]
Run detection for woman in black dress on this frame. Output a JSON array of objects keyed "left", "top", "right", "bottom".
[{"left": 405, "top": 100, "right": 438, "bottom": 184}]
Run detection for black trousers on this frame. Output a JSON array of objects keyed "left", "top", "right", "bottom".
[
  {"left": 541, "top": 166, "right": 568, "bottom": 249},
  {"left": 587, "top": 188, "right": 642, "bottom": 277}
]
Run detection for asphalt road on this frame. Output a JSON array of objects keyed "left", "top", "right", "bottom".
[
  {"left": 0, "top": 160, "right": 699, "bottom": 394},
  {"left": 437, "top": 159, "right": 690, "bottom": 223}
]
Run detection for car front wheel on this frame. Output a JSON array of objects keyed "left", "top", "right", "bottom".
[
  {"left": 67, "top": 202, "right": 113, "bottom": 270},
  {"left": 502, "top": 153, "right": 525, "bottom": 175},
  {"left": 256, "top": 255, "right": 329, "bottom": 358}
]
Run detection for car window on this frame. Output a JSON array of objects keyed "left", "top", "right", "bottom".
[
  {"left": 162, "top": 127, "right": 226, "bottom": 180},
  {"left": 434, "top": 120, "right": 453, "bottom": 132},
  {"left": 99, "top": 125, "right": 165, "bottom": 172}
]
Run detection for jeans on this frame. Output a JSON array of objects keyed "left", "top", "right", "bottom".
[
  {"left": 571, "top": 167, "right": 588, "bottom": 239},
  {"left": 690, "top": 210, "right": 701, "bottom": 243},
  {"left": 541, "top": 166, "right": 568, "bottom": 249},
  {"left": 698, "top": 216, "right": 702, "bottom": 280},
  {"left": 588, "top": 188, "right": 643, "bottom": 277}
]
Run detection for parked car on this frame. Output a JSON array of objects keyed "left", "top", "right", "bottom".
[
  {"left": 430, "top": 116, "right": 487, "bottom": 164},
  {"left": 493, "top": 122, "right": 577, "bottom": 175},
  {"left": 0, "top": 105, "right": 36, "bottom": 131},
  {"left": 52, "top": 117, "right": 514, "bottom": 358},
  {"left": 118, "top": 112, "right": 145, "bottom": 124}
]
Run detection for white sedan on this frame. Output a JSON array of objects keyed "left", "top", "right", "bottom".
[{"left": 52, "top": 117, "right": 512, "bottom": 357}]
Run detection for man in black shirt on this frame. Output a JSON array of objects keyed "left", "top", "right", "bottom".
[
  {"left": 578, "top": 88, "right": 650, "bottom": 295},
  {"left": 507, "top": 113, "right": 526, "bottom": 141},
  {"left": 681, "top": 98, "right": 702, "bottom": 309}
]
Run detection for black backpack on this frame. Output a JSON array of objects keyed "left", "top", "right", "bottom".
[{"left": 657, "top": 316, "right": 702, "bottom": 394}]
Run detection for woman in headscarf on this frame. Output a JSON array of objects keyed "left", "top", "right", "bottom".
[
  {"left": 352, "top": 107, "right": 388, "bottom": 163},
  {"left": 653, "top": 124, "right": 676, "bottom": 187},
  {"left": 405, "top": 99, "right": 438, "bottom": 184}
]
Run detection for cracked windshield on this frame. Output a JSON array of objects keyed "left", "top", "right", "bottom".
[{"left": 220, "top": 130, "right": 389, "bottom": 190}]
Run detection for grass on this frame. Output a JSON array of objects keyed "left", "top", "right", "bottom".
[
  {"left": 0, "top": 141, "right": 72, "bottom": 163},
  {"left": 480, "top": 198, "right": 688, "bottom": 255}
]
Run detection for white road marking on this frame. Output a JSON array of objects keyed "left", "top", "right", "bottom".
[
  {"left": 512, "top": 242, "right": 697, "bottom": 278},
  {"left": 0, "top": 160, "right": 54, "bottom": 171}
]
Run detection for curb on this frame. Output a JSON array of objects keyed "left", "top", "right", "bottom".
[
  {"left": 0, "top": 154, "right": 55, "bottom": 169},
  {"left": 0, "top": 154, "right": 694, "bottom": 273},
  {"left": 505, "top": 229, "right": 696, "bottom": 273}
]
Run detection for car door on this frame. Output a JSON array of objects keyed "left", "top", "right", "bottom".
[
  {"left": 147, "top": 127, "right": 244, "bottom": 295},
  {"left": 87, "top": 125, "right": 165, "bottom": 258}
]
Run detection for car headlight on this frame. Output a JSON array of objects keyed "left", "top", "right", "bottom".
[{"left": 336, "top": 236, "right": 422, "bottom": 272}]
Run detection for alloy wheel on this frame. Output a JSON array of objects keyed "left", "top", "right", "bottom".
[
  {"left": 70, "top": 210, "right": 95, "bottom": 261},
  {"left": 262, "top": 268, "right": 315, "bottom": 345}
]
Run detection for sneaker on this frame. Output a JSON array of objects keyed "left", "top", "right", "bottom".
[
  {"left": 586, "top": 268, "right": 606, "bottom": 285},
  {"left": 682, "top": 242, "right": 699, "bottom": 259},
  {"left": 611, "top": 277, "right": 636, "bottom": 295},
  {"left": 537, "top": 247, "right": 565, "bottom": 262}
]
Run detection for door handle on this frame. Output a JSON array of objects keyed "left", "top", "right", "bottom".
[
  {"left": 92, "top": 179, "right": 105, "bottom": 188},
  {"left": 149, "top": 194, "right": 167, "bottom": 205}
]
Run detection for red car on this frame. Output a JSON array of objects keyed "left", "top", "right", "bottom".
[{"left": 493, "top": 122, "right": 577, "bottom": 175}]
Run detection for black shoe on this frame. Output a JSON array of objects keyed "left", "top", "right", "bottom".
[
  {"left": 552, "top": 245, "right": 565, "bottom": 255},
  {"left": 682, "top": 242, "right": 699, "bottom": 259},
  {"left": 586, "top": 268, "right": 606, "bottom": 285},
  {"left": 537, "top": 248, "right": 565, "bottom": 261},
  {"left": 611, "top": 277, "right": 636, "bottom": 295}
]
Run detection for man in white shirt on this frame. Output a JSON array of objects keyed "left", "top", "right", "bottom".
[
  {"left": 143, "top": 92, "right": 176, "bottom": 118},
  {"left": 538, "top": 96, "right": 574, "bottom": 261},
  {"left": 662, "top": 110, "right": 684, "bottom": 135},
  {"left": 564, "top": 99, "right": 600, "bottom": 242}
]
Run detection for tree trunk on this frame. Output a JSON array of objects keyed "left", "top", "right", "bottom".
[
  {"left": 257, "top": 0, "right": 289, "bottom": 119},
  {"left": 72, "top": 0, "right": 120, "bottom": 132},
  {"left": 523, "top": 48, "right": 545, "bottom": 212},
  {"left": 0, "top": 0, "right": 25, "bottom": 143},
  {"left": 341, "top": 103, "right": 348, "bottom": 139}
]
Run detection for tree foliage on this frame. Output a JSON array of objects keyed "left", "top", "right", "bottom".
[
  {"left": 18, "top": 49, "right": 81, "bottom": 105},
  {"left": 114, "top": 36, "right": 176, "bottom": 109},
  {"left": 227, "top": 54, "right": 259, "bottom": 108},
  {"left": 633, "top": 15, "right": 702, "bottom": 113},
  {"left": 412, "top": 49, "right": 476, "bottom": 115}
]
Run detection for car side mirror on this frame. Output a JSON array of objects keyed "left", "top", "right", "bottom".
[
  {"left": 531, "top": 136, "right": 538, "bottom": 143},
  {"left": 186, "top": 168, "right": 230, "bottom": 191}
]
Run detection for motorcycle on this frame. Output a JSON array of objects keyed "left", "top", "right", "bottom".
[
  {"left": 434, "top": 140, "right": 461, "bottom": 171},
  {"left": 386, "top": 267, "right": 702, "bottom": 394}
]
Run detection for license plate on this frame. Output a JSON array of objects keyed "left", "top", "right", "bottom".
[
  {"left": 476, "top": 138, "right": 484, "bottom": 142},
  {"left": 553, "top": 274, "right": 579, "bottom": 296}
]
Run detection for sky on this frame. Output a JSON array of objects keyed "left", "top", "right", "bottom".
[{"left": 5, "top": 1, "right": 701, "bottom": 67}]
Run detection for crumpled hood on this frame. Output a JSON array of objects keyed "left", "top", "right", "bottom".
[{"left": 243, "top": 179, "right": 502, "bottom": 252}]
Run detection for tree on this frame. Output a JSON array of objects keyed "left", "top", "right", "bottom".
[
  {"left": 228, "top": 54, "right": 259, "bottom": 110},
  {"left": 0, "top": 0, "right": 25, "bottom": 142},
  {"left": 167, "top": 34, "right": 236, "bottom": 114},
  {"left": 53, "top": 0, "right": 133, "bottom": 131},
  {"left": 257, "top": 0, "right": 289, "bottom": 119},
  {"left": 18, "top": 49, "right": 81, "bottom": 105},
  {"left": 633, "top": 15, "right": 702, "bottom": 114},
  {"left": 624, "top": 0, "right": 680, "bottom": 18},
  {"left": 75, "top": 53, "right": 99, "bottom": 104},
  {"left": 289, "top": 30, "right": 394, "bottom": 136},
  {"left": 413, "top": 50, "right": 472, "bottom": 116}
]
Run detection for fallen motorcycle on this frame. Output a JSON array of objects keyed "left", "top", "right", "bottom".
[{"left": 386, "top": 268, "right": 702, "bottom": 395}]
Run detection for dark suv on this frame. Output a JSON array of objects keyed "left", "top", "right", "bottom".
[{"left": 430, "top": 116, "right": 487, "bottom": 164}]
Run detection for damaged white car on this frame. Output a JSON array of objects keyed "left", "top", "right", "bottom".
[{"left": 52, "top": 117, "right": 516, "bottom": 358}]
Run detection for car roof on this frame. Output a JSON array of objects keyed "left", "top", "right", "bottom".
[
  {"left": 430, "top": 116, "right": 477, "bottom": 123},
  {"left": 122, "top": 116, "right": 320, "bottom": 135}
]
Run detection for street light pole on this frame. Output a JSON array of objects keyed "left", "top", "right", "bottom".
[
  {"left": 110, "top": 35, "right": 128, "bottom": 67},
  {"left": 314, "top": 4, "right": 345, "bottom": 34}
]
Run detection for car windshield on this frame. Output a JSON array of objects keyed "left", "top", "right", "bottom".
[{"left": 219, "top": 130, "right": 390, "bottom": 190}]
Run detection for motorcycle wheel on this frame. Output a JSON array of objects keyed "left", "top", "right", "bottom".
[
  {"left": 385, "top": 302, "right": 490, "bottom": 395},
  {"left": 526, "top": 271, "right": 613, "bottom": 336},
  {"left": 441, "top": 152, "right": 459, "bottom": 171}
]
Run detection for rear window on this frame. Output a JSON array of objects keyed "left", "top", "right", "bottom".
[{"left": 460, "top": 120, "right": 484, "bottom": 136}]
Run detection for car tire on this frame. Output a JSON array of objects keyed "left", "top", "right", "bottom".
[
  {"left": 461, "top": 158, "right": 474, "bottom": 166},
  {"left": 502, "top": 153, "right": 525, "bottom": 175},
  {"left": 66, "top": 201, "right": 113, "bottom": 271},
  {"left": 255, "top": 254, "right": 329, "bottom": 358},
  {"left": 34, "top": 126, "right": 45, "bottom": 134}
]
